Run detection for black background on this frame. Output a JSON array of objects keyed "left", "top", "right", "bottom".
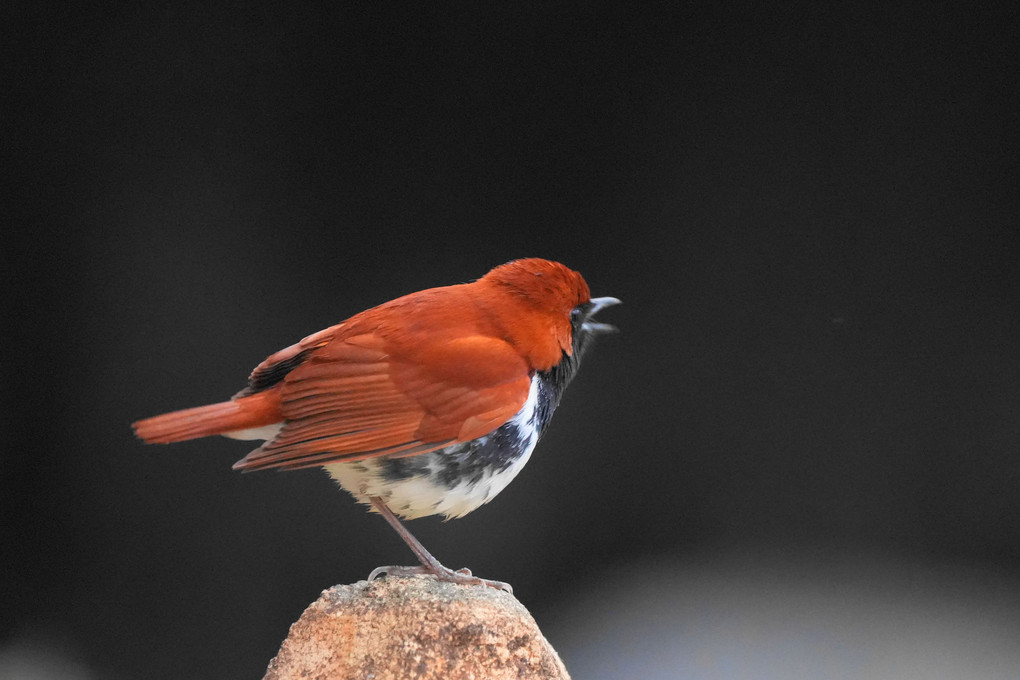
[{"left": 4, "top": 4, "right": 1018, "bottom": 679}]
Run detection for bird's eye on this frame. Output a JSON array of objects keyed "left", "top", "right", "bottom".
[{"left": 570, "top": 307, "right": 583, "bottom": 325}]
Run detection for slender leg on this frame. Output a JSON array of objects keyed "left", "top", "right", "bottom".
[
  {"left": 368, "top": 496, "right": 451, "bottom": 574},
  {"left": 367, "top": 496, "right": 513, "bottom": 593}
]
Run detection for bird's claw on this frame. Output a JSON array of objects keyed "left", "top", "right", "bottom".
[{"left": 367, "top": 565, "right": 512, "bottom": 594}]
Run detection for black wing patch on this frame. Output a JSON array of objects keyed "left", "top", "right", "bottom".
[{"left": 236, "top": 348, "right": 315, "bottom": 397}]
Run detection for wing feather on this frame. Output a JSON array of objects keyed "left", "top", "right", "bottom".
[{"left": 232, "top": 331, "right": 532, "bottom": 471}]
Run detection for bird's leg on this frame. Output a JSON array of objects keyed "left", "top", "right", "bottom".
[
  {"left": 367, "top": 496, "right": 513, "bottom": 593},
  {"left": 368, "top": 496, "right": 446, "bottom": 573}
]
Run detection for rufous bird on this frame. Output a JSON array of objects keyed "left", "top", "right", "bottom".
[{"left": 132, "top": 258, "right": 619, "bottom": 592}]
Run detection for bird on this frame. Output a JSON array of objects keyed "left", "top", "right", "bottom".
[{"left": 132, "top": 258, "right": 619, "bottom": 592}]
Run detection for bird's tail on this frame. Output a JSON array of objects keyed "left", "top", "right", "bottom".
[{"left": 132, "top": 391, "right": 282, "bottom": 444}]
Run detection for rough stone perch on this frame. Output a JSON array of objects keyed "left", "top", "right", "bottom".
[{"left": 263, "top": 576, "right": 571, "bottom": 679}]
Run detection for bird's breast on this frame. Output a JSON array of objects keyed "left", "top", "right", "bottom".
[{"left": 326, "top": 373, "right": 555, "bottom": 519}]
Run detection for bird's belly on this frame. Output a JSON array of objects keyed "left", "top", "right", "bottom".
[
  {"left": 325, "top": 375, "right": 545, "bottom": 520},
  {"left": 324, "top": 443, "right": 536, "bottom": 520}
]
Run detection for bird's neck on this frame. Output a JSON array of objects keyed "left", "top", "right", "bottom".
[{"left": 536, "top": 326, "right": 597, "bottom": 408}]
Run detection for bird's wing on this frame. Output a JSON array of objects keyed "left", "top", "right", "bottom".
[
  {"left": 235, "top": 325, "right": 337, "bottom": 397},
  {"left": 232, "top": 331, "right": 531, "bottom": 471}
]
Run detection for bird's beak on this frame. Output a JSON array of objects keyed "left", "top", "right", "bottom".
[{"left": 581, "top": 296, "right": 622, "bottom": 334}]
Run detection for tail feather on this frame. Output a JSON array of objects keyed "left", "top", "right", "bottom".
[{"left": 132, "top": 391, "right": 282, "bottom": 444}]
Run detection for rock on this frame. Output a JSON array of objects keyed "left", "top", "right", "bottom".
[{"left": 263, "top": 575, "right": 570, "bottom": 679}]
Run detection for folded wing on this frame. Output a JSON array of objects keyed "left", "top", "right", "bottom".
[{"left": 232, "top": 331, "right": 531, "bottom": 471}]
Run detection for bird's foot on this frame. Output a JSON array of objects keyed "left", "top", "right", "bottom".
[{"left": 368, "top": 564, "right": 513, "bottom": 594}]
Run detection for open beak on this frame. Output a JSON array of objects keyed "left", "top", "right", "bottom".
[{"left": 581, "top": 296, "right": 622, "bottom": 334}]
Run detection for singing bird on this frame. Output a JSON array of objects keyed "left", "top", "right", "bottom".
[{"left": 133, "top": 258, "right": 619, "bottom": 592}]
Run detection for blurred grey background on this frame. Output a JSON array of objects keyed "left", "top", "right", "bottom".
[{"left": 4, "top": 4, "right": 1018, "bottom": 679}]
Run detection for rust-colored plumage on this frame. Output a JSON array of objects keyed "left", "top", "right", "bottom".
[
  {"left": 133, "top": 258, "right": 591, "bottom": 469},
  {"left": 132, "top": 258, "right": 618, "bottom": 592}
]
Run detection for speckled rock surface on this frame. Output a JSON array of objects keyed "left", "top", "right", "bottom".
[{"left": 262, "top": 576, "right": 570, "bottom": 680}]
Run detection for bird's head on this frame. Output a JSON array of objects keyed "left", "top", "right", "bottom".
[{"left": 479, "top": 258, "right": 620, "bottom": 371}]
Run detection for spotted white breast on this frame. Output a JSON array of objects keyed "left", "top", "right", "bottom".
[{"left": 325, "top": 374, "right": 545, "bottom": 519}]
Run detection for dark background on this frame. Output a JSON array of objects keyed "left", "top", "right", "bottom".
[{"left": 4, "top": 4, "right": 1018, "bottom": 679}]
